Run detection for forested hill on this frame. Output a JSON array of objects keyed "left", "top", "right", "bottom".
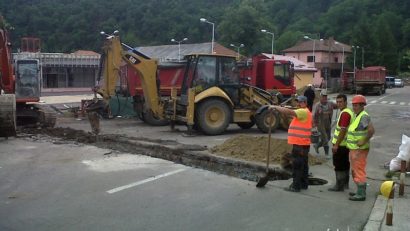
[{"left": 2, "top": 0, "right": 410, "bottom": 73}]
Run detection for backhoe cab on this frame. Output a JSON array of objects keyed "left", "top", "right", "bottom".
[{"left": 92, "top": 31, "right": 281, "bottom": 135}]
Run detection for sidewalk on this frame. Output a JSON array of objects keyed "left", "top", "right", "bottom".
[
  {"left": 364, "top": 184, "right": 409, "bottom": 231},
  {"left": 40, "top": 94, "right": 94, "bottom": 105}
]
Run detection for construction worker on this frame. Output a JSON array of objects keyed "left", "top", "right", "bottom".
[
  {"left": 328, "top": 94, "right": 353, "bottom": 191},
  {"left": 312, "top": 89, "right": 337, "bottom": 156},
  {"left": 346, "top": 95, "right": 375, "bottom": 201},
  {"left": 270, "top": 95, "right": 312, "bottom": 192}
]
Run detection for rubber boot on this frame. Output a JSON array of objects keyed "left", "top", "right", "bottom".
[
  {"left": 349, "top": 183, "right": 366, "bottom": 201},
  {"left": 313, "top": 143, "right": 320, "bottom": 154},
  {"left": 324, "top": 145, "right": 330, "bottom": 156},
  {"left": 328, "top": 171, "right": 344, "bottom": 191},
  {"left": 344, "top": 171, "right": 350, "bottom": 189}
]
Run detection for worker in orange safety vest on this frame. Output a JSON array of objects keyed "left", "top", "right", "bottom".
[
  {"left": 270, "top": 95, "right": 312, "bottom": 192},
  {"left": 346, "top": 94, "right": 375, "bottom": 201}
]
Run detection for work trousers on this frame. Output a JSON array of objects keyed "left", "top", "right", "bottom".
[
  {"left": 349, "top": 149, "right": 369, "bottom": 184},
  {"left": 317, "top": 123, "right": 331, "bottom": 149},
  {"left": 333, "top": 146, "right": 350, "bottom": 171},
  {"left": 291, "top": 145, "right": 310, "bottom": 190}
]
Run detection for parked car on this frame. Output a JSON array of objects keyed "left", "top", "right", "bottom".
[
  {"left": 385, "top": 76, "right": 395, "bottom": 88},
  {"left": 394, "top": 79, "right": 404, "bottom": 88}
]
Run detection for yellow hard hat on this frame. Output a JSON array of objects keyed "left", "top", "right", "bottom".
[{"left": 380, "top": 181, "right": 395, "bottom": 198}]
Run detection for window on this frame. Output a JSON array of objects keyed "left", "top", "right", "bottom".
[
  {"left": 219, "top": 57, "right": 239, "bottom": 84},
  {"left": 274, "top": 62, "right": 291, "bottom": 85},
  {"left": 307, "top": 56, "right": 315, "bottom": 62}
]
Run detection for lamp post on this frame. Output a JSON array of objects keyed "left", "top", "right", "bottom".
[
  {"left": 200, "top": 18, "right": 215, "bottom": 54},
  {"left": 335, "top": 41, "right": 345, "bottom": 78},
  {"left": 361, "top": 47, "right": 364, "bottom": 68},
  {"left": 171, "top": 37, "right": 188, "bottom": 61},
  {"left": 352, "top": 45, "right": 360, "bottom": 93},
  {"left": 230, "top": 43, "right": 244, "bottom": 60},
  {"left": 303, "top": 35, "right": 317, "bottom": 64},
  {"left": 261, "top": 29, "right": 274, "bottom": 54}
]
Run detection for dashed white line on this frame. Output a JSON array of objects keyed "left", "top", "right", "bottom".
[
  {"left": 381, "top": 101, "right": 388, "bottom": 104},
  {"left": 389, "top": 101, "right": 396, "bottom": 105},
  {"left": 107, "top": 168, "right": 187, "bottom": 194},
  {"left": 370, "top": 100, "right": 377, "bottom": 104},
  {"left": 400, "top": 102, "right": 406, "bottom": 105}
]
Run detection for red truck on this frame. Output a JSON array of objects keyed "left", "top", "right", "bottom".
[
  {"left": 238, "top": 54, "right": 296, "bottom": 98},
  {"left": 342, "top": 66, "right": 386, "bottom": 95}
]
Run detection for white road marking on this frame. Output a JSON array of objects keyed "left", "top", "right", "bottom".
[
  {"left": 370, "top": 100, "right": 377, "bottom": 104},
  {"left": 400, "top": 102, "right": 406, "bottom": 105},
  {"left": 389, "top": 101, "right": 396, "bottom": 105},
  {"left": 107, "top": 168, "right": 187, "bottom": 194},
  {"left": 381, "top": 101, "right": 388, "bottom": 104}
]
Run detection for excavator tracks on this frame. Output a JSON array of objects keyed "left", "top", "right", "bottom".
[{"left": 0, "top": 94, "right": 17, "bottom": 137}]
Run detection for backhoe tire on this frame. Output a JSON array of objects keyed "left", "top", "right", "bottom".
[
  {"left": 255, "top": 109, "right": 279, "bottom": 133},
  {"left": 237, "top": 120, "right": 255, "bottom": 129},
  {"left": 142, "top": 110, "right": 169, "bottom": 126},
  {"left": 196, "top": 99, "right": 231, "bottom": 136}
]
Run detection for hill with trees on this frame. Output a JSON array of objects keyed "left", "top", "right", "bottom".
[{"left": 2, "top": 0, "right": 410, "bottom": 74}]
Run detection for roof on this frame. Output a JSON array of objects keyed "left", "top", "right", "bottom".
[
  {"left": 72, "top": 50, "right": 100, "bottom": 56},
  {"left": 282, "top": 38, "right": 352, "bottom": 53},
  {"left": 260, "top": 53, "right": 317, "bottom": 72},
  {"left": 136, "top": 42, "right": 237, "bottom": 62}
]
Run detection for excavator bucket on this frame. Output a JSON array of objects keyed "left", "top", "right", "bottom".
[{"left": 0, "top": 94, "right": 17, "bottom": 137}]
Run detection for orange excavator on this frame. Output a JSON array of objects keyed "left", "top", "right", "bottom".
[{"left": 0, "top": 15, "right": 55, "bottom": 137}]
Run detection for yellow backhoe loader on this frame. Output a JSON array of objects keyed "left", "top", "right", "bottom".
[{"left": 88, "top": 30, "right": 282, "bottom": 135}]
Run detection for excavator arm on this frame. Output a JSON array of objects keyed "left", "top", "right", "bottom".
[
  {"left": 0, "top": 15, "right": 14, "bottom": 94},
  {"left": 95, "top": 31, "right": 164, "bottom": 118}
]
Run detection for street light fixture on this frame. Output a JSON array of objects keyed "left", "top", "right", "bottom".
[
  {"left": 200, "top": 18, "right": 215, "bottom": 54},
  {"left": 171, "top": 37, "right": 188, "bottom": 61},
  {"left": 335, "top": 41, "right": 345, "bottom": 78},
  {"left": 230, "top": 43, "right": 244, "bottom": 60},
  {"left": 261, "top": 29, "right": 274, "bottom": 54}
]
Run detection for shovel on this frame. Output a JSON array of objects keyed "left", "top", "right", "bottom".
[{"left": 256, "top": 108, "right": 274, "bottom": 188}]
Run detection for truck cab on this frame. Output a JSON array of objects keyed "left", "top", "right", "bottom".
[{"left": 239, "top": 54, "right": 295, "bottom": 99}]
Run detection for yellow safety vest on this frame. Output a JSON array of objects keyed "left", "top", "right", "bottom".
[
  {"left": 332, "top": 108, "right": 354, "bottom": 146},
  {"left": 346, "top": 110, "right": 370, "bottom": 150}
]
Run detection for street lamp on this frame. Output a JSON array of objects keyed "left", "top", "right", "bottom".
[
  {"left": 200, "top": 18, "right": 215, "bottom": 54},
  {"left": 352, "top": 45, "right": 360, "bottom": 93},
  {"left": 335, "top": 41, "right": 345, "bottom": 78},
  {"left": 361, "top": 47, "right": 365, "bottom": 68},
  {"left": 261, "top": 29, "right": 274, "bottom": 54},
  {"left": 230, "top": 43, "right": 244, "bottom": 60},
  {"left": 171, "top": 37, "right": 188, "bottom": 61},
  {"left": 303, "top": 35, "right": 317, "bottom": 64}
]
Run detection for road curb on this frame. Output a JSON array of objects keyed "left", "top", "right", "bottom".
[{"left": 363, "top": 195, "right": 387, "bottom": 231}]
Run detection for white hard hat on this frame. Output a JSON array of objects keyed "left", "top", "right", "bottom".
[{"left": 320, "top": 89, "right": 327, "bottom": 96}]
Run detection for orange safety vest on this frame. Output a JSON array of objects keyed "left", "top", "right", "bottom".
[{"left": 288, "top": 108, "right": 313, "bottom": 145}]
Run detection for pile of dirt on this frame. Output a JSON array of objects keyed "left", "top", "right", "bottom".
[{"left": 210, "top": 135, "right": 326, "bottom": 166}]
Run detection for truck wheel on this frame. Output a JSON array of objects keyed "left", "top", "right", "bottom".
[
  {"left": 142, "top": 110, "right": 169, "bottom": 126},
  {"left": 196, "top": 99, "right": 231, "bottom": 135},
  {"left": 255, "top": 109, "right": 279, "bottom": 133},
  {"left": 237, "top": 120, "right": 255, "bottom": 129}
]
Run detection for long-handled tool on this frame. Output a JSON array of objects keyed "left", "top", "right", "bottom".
[{"left": 256, "top": 108, "right": 274, "bottom": 187}]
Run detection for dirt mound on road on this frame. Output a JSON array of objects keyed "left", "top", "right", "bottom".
[{"left": 210, "top": 135, "right": 326, "bottom": 165}]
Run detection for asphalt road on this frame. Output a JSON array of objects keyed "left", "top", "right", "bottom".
[{"left": 0, "top": 86, "right": 408, "bottom": 231}]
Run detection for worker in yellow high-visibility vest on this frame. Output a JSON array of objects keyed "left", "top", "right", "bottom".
[{"left": 346, "top": 95, "right": 375, "bottom": 201}]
